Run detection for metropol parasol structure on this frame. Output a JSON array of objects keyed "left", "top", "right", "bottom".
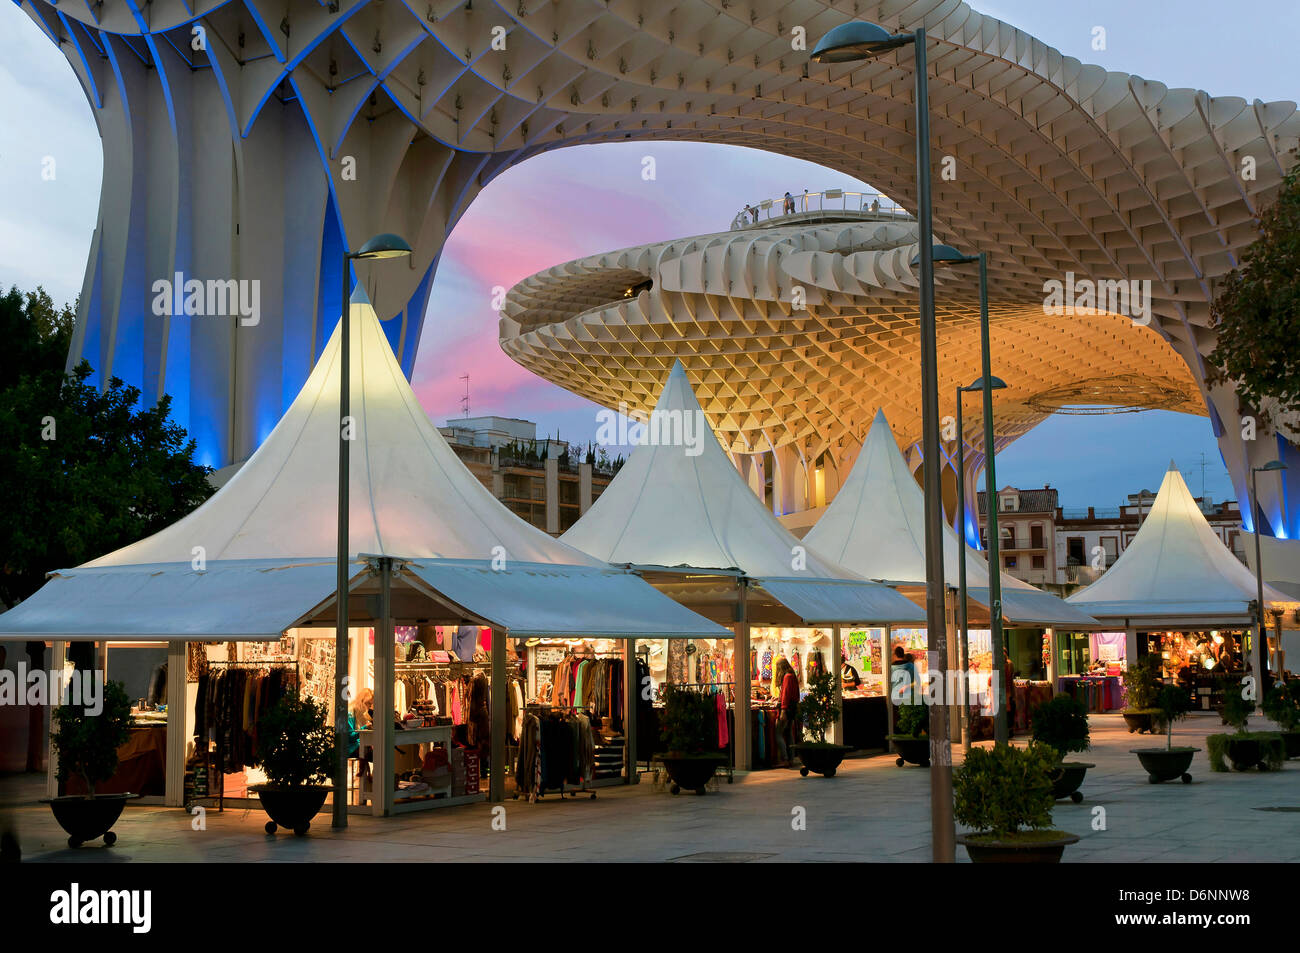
[{"left": 19, "top": 0, "right": 1300, "bottom": 535}]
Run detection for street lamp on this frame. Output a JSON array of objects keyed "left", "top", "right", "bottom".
[
  {"left": 813, "top": 20, "right": 954, "bottom": 862},
  {"left": 955, "top": 373, "right": 1007, "bottom": 752},
  {"left": 1249, "top": 459, "right": 1286, "bottom": 708},
  {"left": 922, "top": 245, "right": 1010, "bottom": 745},
  {"left": 334, "top": 232, "right": 412, "bottom": 829}
]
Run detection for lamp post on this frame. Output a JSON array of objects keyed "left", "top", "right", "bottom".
[
  {"left": 956, "top": 373, "right": 1007, "bottom": 752},
  {"left": 333, "top": 232, "right": 412, "bottom": 829},
  {"left": 1249, "top": 460, "right": 1286, "bottom": 710},
  {"left": 812, "top": 20, "right": 953, "bottom": 862}
]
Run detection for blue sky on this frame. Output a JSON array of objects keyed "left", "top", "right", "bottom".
[{"left": 2, "top": 0, "right": 1296, "bottom": 507}]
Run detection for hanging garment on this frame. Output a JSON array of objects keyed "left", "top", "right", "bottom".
[{"left": 716, "top": 692, "right": 729, "bottom": 749}]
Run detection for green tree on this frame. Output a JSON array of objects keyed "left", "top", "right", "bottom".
[
  {"left": 1207, "top": 168, "right": 1300, "bottom": 416},
  {"left": 0, "top": 288, "right": 213, "bottom": 607}
]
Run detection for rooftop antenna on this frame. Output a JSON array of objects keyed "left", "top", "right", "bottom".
[
  {"left": 1198, "top": 451, "right": 1208, "bottom": 503},
  {"left": 459, "top": 374, "right": 470, "bottom": 418}
]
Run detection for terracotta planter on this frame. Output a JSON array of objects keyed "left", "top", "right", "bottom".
[
  {"left": 1050, "top": 762, "right": 1094, "bottom": 803},
  {"left": 1121, "top": 711, "right": 1161, "bottom": 734},
  {"left": 659, "top": 755, "right": 724, "bottom": 795},
  {"left": 958, "top": 831, "right": 1080, "bottom": 863},
  {"left": 253, "top": 785, "right": 330, "bottom": 835},
  {"left": 793, "top": 743, "right": 850, "bottom": 778},
  {"left": 1131, "top": 746, "right": 1198, "bottom": 784},
  {"left": 41, "top": 793, "right": 137, "bottom": 848},
  {"left": 888, "top": 735, "right": 930, "bottom": 767}
]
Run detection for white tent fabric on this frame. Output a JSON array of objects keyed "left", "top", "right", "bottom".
[
  {"left": 405, "top": 560, "right": 727, "bottom": 637},
  {"left": 561, "top": 362, "right": 923, "bottom": 624},
  {"left": 757, "top": 578, "right": 925, "bottom": 625},
  {"left": 87, "top": 290, "right": 603, "bottom": 567},
  {"left": 805, "top": 408, "right": 1100, "bottom": 628},
  {"left": 0, "top": 295, "right": 731, "bottom": 642},
  {"left": 1068, "top": 463, "right": 1298, "bottom": 623},
  {"left": 0, "top": 560, "right": 345, "bottom": 641}
]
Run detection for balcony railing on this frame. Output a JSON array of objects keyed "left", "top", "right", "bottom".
[{"left": 730, "top": 188, "right": 913, "bottom": 230}]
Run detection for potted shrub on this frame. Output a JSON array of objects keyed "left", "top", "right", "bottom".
[
  {"left": 1263, "top": 681, "right": 1300, "bottom": 759},
  {"left": 793, "top": 671, "right": 850, "bottom": 777},
  {"left": 657, "top": 685, "right": 724, "bottom": 795},
  {"left": 887, "top": 703, "right": 930, "bottom": 767},
  {"left": 43, "top": 679, "right": 135, "bottom": 848},
  {"left": 1031, "top": 694, "right": 1094, "bottom": 803},
  {"left": 954, "top": 744, "right": 1080, "bottom": 863},
  {"left": 252, "top": 690, "right": 336, "bottom": 835},
  {"left": 1207, "top": 679, "right": 1285, "bottom": 772},
  {"left": 1130, "top": 684, "right": 1198, "bottom": 783},
  {"left": 1120, "top": 655, "right": 1164, "bottom": 734}
]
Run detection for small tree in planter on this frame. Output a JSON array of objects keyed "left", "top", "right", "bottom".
[
  {"left": 1207, "top": 678, "right": 1285, "bottom": 772},
  {"left": 1130, "top": 684, "right": 1199, "bottom": 783},
  {"left": 1263, "top": 681, "right": 1300, "bottom": 759},
  {"left": 1030, "top": 695, "right": 1093, "bottom": 803},
  {"left": 45, "top": 679, "right": 134, "bottom": 847},
  {"left": 887, "top": 703, "right": 930, "bottom": 768},
  {"left": 793, "top": 671, "right": 849, "bottom": 777},
  {"left": 954, "top": 743, "right": 1079, "bottom": 862},
  {"left": 253, "top": 690, "right": 336, "bottom": 835},
  {"left": 1121, "top": 655, "right": 1164, "bottom": 734},
  {"left": 657, "top": 686, "right": 722, "bottom": 795}
]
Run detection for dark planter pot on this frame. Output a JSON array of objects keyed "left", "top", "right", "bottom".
[
  {"left": 793, "top": 743, "right": 851, "bottom": 778},
  {"left": 1050, "top": 762, "right": 1094, "bottom": 803},
  {"left": 41, "top": 793, "right": 137, "bottom": 848},
  {"left": 1122, "top": 711, "right": 1158, "bottom": 734},
  {"left": 659, "top": 755, "right": 723, "bottom": 795},
  {"left": 1281, "top": 732, "right": 1300, "bottom": 760},
  {"left": 889, "top": 735, "right": 930, "bottom": 768},
  {"left": 1131, "top": 746, "right": 1199, "bottom": 784},
  {"left": 1225, "top": 737, "right": 1264, "bottom": 771},
  {"left": 957, "top": 832, "right": 1080, "bottom": 864},
  {"left": 253, "top": 785, "right": 330, "bottom": 835}
]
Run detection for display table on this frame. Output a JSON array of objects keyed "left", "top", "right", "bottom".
[
  {"left": 841, "top": 695, "right": 887, "bottom": 750},
  {"left": 66, "top": 724, "right": 166, "bottom": 797},
  {"left": 1056, "top": 675, "right": 1123, "bottom": 712},
  {"left": 357, "top": 725, "right": 484, "bottom": 813}
]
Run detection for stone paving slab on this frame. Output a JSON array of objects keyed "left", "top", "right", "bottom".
[{"left": 3, "top": 713, "right": 1298, "bottom": 862}]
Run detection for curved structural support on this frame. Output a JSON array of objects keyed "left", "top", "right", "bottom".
[{"left": 19, "top": 0, "right": 1300, "bottom": 529}]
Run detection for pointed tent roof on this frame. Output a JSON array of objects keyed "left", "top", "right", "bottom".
[
  {"left": 89, "top": 292, "right": 603, "bottom": 567},
  {"left": 0, "top": 295, "right": 728, "bottom": 641},
  {"left": 560, "top": 363, "right": 924, "bottom": 624},
  {"left": 1068, "top": 463, "right": 1299, "bottom": 624},
  {"left": 806, "top": 409, "right": 1100, "bottom": 628}
]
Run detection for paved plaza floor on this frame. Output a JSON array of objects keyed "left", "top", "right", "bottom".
[{"left": 4, "top": 712, "right": 1298, "bottom": 863}]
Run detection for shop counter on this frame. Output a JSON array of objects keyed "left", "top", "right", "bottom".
[{"left": 841, "top": 695, "right": 888, "bottom": 750}]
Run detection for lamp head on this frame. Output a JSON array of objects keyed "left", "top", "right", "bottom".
[
  {"left": 912, "top": 243, "right": 977, "bottom": 267},
  {"left": 1257, "top": 460, "right": 1288, "bottom": 473},
  {"left": 811, "top": 22, "right": 912, "bottom": 63},
  {"left": 962, "top": 376, "right": 1008, "bottom": 393},
  {"left": 354, "top": 233, "right": 413, "bottom": 260}
]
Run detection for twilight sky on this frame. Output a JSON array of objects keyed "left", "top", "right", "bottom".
[{"left": 1, "top": 0, "right": 1296, "bottom": 507}]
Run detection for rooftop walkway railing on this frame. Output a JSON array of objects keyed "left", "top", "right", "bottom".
[{"left": 730, "top": 188, "right": 913, "bottom": 230}]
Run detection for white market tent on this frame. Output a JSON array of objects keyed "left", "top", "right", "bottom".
[
  {"left": 0, "top": 291, "right": 728, "bottom": 644},
  {"left": 805, "top": 408, "right": 1101, "bottom": 629},
  {"left": 0, "top": 292, "right": 727, "bottom": 811},
  {"left": 560, "top": 361, "right": 925, "bottom": 627},
  {"left": 1067, "top": 462, "right": 1299, "bottom": 630}
]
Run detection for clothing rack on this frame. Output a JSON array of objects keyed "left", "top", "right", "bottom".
[
  {"left": 514, "top": 705, "right": 601, "bottom": 801},
  {"left": 663, "top": 682, "right": 734, "bottom": 783},
  {"left": 202, "top": 660, "right": 298, "bottom": 812}
]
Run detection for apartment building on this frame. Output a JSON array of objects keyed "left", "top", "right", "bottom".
[
  {"left": 975, "top": 486, "right": 1060, "bottom": 587},
  {"left": 438, "top": 416, "right": 617, "bottom": 535}
]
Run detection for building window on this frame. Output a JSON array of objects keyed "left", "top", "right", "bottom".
[
  {"left": 1066, "top": 537, "right": 1085, "bottom": 566},
  {"left": 1004, "top": 555, "right": 1017, "bottom": 569},
  {"left": 1032, "top": 555, "right": 1045, "bottom": 569},
  {"left": 1000, "top": 494, "right": 1018, "bottom": 512},
  {"left": 1101, "top": 536, "right": 1118, "bottom": 566},
  {"left": 1030, "top": 523, "right": 1044, "bottom": 548}
]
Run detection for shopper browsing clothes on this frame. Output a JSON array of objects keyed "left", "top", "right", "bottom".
[
  {"left": 775, "top": 658, "right": 800, "bottom": 766},
  {"left": 892, "top": 645, "right": 918, "bottom": 704}
]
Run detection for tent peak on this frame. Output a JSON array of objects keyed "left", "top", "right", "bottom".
[{"left": 350, "top": 283, "right": 371, "bottom": 306}]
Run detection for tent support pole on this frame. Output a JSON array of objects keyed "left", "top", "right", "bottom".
[
  {"left": 623, "top": 641, "right": 638, "bottom": 783},
  {"left": 882, "top": 628, "right": 894, "bottom": 747},
  {"left": 831, "top": 626, "right": 843, "bottom": 745},
  {"left": 372, "top": 558, "right": 394, "bottom": 817},
  {"left": 47, "top": 640, "right": 65, "bottom": 798},
  {"left": 489, "top": 629, "right": 506, "bottom": 802},
  {"left": 165, "top": 641, "right": 186, "bottom": 807},
  {"left": 734, "top": 578, "right": 751, "bottom": 770}
]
